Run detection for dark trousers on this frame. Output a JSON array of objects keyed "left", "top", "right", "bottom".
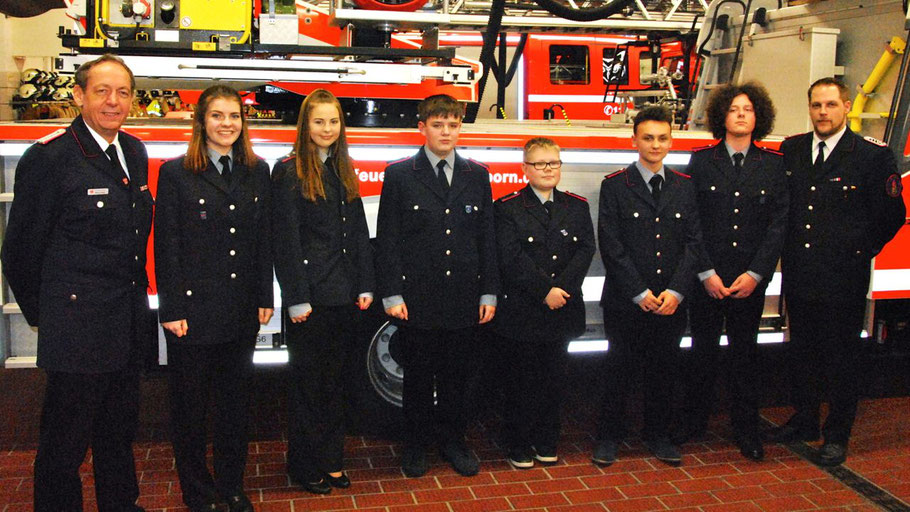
[
  {"left": 682, "top": 291, "right": 764, "bottom": 438},
  {"left": 400, "top": 326, "right": 473, "bottom": 447},
  {"left": 785, "top": 297, "right": 866, "bottom": 445},
  {"left": 598, "top": 307, "right": 687, "bottom": 442},
  {"left": 167, "top": 335, "right": 255, "bottom": 508},
  {"left": 286, "top": 305, "right": 357, "bottom": 479},
  {"left": 34, "top": 368, "right": 140, "bottom": 512},
  {"left": 503, "top": 334, "right": 570, "bottom": 451}
]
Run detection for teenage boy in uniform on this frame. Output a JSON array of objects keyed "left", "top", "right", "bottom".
[
  {"left": 593, "top": 106, "right": 702, "bottom": 467},
  {"left": 494, "top": 138, "right": 595, "bottom": 469},
  {"left": 676, "top": 82, "right": 788, "bottom": 462},
  {"left": 376, "top": 94, "right": 500, "bottom": 477}
]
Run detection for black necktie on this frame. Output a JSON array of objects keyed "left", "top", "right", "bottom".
[
  {"left": 220, "top": 155, "right": 232, "bottom": 185},
  {"left": 105, "top": 144, "right": 129, "bottom": 185},
  {"left": 814, "top": 141, "right": 826, "bottom": 168},
  {"left": 543, "top": 200, "right": 554, "bottom": 218},
  {"left": 649, "top": 174, "right": 663, "bottom": 203},
  {"left": 733, "top": 152, "right": 744, "bottom": 174},
  {"left": 436, "top": 160, "right": 449, "bottom": 194}
]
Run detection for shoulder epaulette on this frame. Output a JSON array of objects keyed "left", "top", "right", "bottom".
[
  {"left": 497, "top": 190, "right": 521, "bottom": 202},
  {"left": 604, "top": 169, "right": 625, "bottom": 179},
  {"left": 387, "top": 156, "right": 410, "bottom": 165},
  {"left": 784, "top": 132, "right": 809, "bottom": 140},
  {"left": 692, "top": 144, "right": 715, "bottom": 152},
  {"left": 863, "top": 135, "right": 887, "bottom": 147},
  {"left": 758, "top": 146, "right": 783, "bottom": 156},
  {"left": 468, "top": 158, "right": 489, "bottom": 170},
  {"left": 36, "top": 128, "right": 66, "bottom": 145},
  {"left": 281, "top": 155, "right": 295, "bottom": 163},
  {"left": 563, "top": 191, "right": 588, "bottom": 202},
  {"left": 670, "top": 169, "right": 691, "bottom": 179}
]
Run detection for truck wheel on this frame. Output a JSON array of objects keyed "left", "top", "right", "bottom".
[{"left": 345, "top": 305, "right": 404, "bottom": 434}]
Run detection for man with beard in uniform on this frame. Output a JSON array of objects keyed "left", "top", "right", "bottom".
[
  {"left": 1, "top": 54, "right": 155, "bottom": 511},
  {"left": 676, "top": 82, "right": 788, "bottom": 462},
  {"left": 772, "top": 77, "right": 905, "bottom": 466}
]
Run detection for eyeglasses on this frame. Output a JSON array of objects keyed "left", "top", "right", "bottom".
[{"left": 524, "top": 161, "right": 563, "bottom": 170}]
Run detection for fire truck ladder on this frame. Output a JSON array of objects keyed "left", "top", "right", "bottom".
[
  {"left": 687, "top": 0, "right": 779, "bottom": 130},
  {"left": 330, "top": 0, "right": 709, "bottom": 33}
]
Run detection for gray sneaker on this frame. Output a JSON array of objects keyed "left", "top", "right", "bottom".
[
  {"left": 592, "top": 440, "right": 618, "bottom": 466},
  {"left": 644, "top": 438, "right": 682, "bottom": 466}
]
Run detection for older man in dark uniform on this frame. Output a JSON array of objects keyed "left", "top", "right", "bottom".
[
  {"left": 773, "top": 77, "right": 905, "bottom": 466},
  {"left": 1, "top": 54, "right": 155, "bottom": 511},
  {"left": 593, "top": 106, "right": 702, "bottom": 467},
  {"left": 676, "top": 82, "right": 788, "bottom": 462},
  {"left": 494, "top": 137, "right": 595, "bottom": 469},
  {"left": 376, "top": 94, "right": 499, "bottom": 478}
]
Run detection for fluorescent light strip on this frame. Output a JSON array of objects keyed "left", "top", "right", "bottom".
[
  {"left": 0, "top": 143, "right": 31, "bottom": 156},
  {"left": 528, "top": 94, "right": 620, "bottom": 103},
  {"left": 568, "top": 339, "right": 609, "bottom": 353},
  {"left": 871, "top": 269, "right": 910, "bottom": 292},
  {"left": 253, "top": 349, "right": 289, "bottom": 364},
  {"left": 517, "top": 55, "right": 525, "bottom": 121},
  {"left": 570, "top": 331, "right": 787, "bottom": 354},
  {"left": 3, "top": 142, "right": 693, "bottom": 167}
]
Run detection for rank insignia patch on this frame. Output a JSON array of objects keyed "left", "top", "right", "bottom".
[{"left": 886, "top": 174, "right": 903, "bottom": 198}]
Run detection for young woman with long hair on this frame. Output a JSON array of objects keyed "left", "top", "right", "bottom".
[
  {"left": 154, "top": 84, "right": 273, "bottom": 512},
  {"left": 272, "top": 89, "right": 374, "bottom": 494}
]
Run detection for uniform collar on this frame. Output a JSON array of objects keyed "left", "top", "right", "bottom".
[
  {"left": 423, "top": 146, "right": 455, "bottom": 171},
  {"left": 207, "top": 146, "right": 233, "bottom": 174},
  {"left": 724, "top": 140, "right": 750, "bottom": 161},
  {"left": 635, "top": 160, "right": 665, "bottom": 184},
  {"left": 530, "top": 185, "right": 554, "bottom": 203},
  {"left": 813, "top": 124, "right": 847, "bottom": 152},
  {"left": 84, "top": 122, "right": 122, "bottom": 156}
]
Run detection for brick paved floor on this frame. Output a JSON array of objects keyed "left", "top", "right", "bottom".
[{"left": 1, "top": 365, "right": 908, "bottom": 511}]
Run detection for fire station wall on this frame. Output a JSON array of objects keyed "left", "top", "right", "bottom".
[
  {"left": 0, "top": 9, "right": 69, "bottom": 121},
  {"left": 760, "top": 0, "right": 903, "bottom": 140}
]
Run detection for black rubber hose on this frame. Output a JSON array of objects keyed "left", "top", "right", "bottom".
[
  {"left": 465, "top": 0, "right": 506, "bottom": 122},
  {"left": 530, "top": 0, "right": 634, "bottom": 22}
]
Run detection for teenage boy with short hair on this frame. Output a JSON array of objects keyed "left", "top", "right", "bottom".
[
  {"left": 376, "top": 94, "right": 500, "bottom": 477},
  {"left": 494, "top": 137, "right": 595, "bottom": 469},
  {"left": 593, "top": 106, "right": 702, "bottom": 467}
]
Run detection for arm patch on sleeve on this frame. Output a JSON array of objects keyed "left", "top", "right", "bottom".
[{"left": 887, "top": 174, "right": 903, "bottom": 198}]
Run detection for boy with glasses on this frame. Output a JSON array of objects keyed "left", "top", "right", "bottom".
[{"left": 494, "top": 137, "right": 595, "bottom": 468}]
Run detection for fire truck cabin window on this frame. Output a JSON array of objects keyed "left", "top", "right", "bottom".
[
  {"left": 550, "top": 45, "right": 590, "bottom": 85},
  {"left": 602, "top": 47, "right": 629, "bottom": 85}
]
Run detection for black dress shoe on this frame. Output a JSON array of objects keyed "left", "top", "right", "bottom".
[
  {"left": 441, "top": 442, "right": 479, "bottom": 476},
  {"left": 767, "top": 422, "right": 820, "bottom": 443},
  {"left": 226, "top": 493, "right": 254, "bottom": 512},
  {"left": 737, "top": 436, "right": 764, "bottom": 462},
  {"left": 326, "top": 472, "right": 351, "bottom": 489},
  {"left": 402, "top": 446, "right": 429, "bottom": 478},
  {"left": 643, "top": 438, "right": 682, "bottom": 467},
  {"left": 291, "top": 472, "right": 333, "bottom": 495},
  {"left": 816, "top": 443, "right": 847, "bottom": 466}
]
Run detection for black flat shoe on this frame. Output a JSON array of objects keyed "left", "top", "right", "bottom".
[
  {"left": 291, "top": 471, "right": 333, "bottom": 495},
  {"left": 302, "top": 478, "right": 332, "bottom": 495},
  {"left": 737, "top": 436, "right": 765, "bottom": 462},
  {"left": 226, "top": 493, "right": 254, "bottom": 512},
  {"left": 326, "top": 472, "right": 351, "bottom": 489}
]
